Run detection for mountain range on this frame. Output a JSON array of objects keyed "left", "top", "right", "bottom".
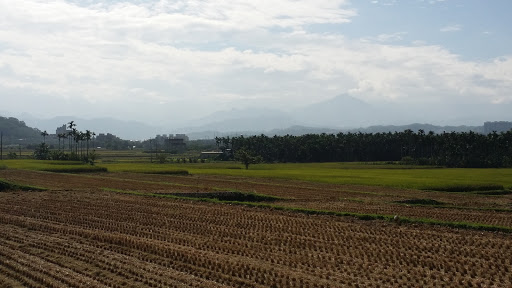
[{"left": 4, "top": 94, "right": 510, "bottom": 140}]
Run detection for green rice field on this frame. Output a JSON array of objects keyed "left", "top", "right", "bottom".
[{"left": 3, "top": 159, "right": 512, "bottom": 190}]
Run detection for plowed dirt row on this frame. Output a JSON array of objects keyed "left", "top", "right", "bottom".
[{"left": 1, "top": 187, "right": 511, "bottom": 287}]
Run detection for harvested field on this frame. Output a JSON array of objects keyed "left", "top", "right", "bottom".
[
  {"left": 1, "top": 169, "right": 512, "bottom": 287},
  {"left": 102, "top": 172, "right": 512, "bottom": 208},
  {"left": 274, "top": 200, "right": 512, "bottom": 228}
]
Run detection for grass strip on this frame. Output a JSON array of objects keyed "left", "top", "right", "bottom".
[
  {"left": 474, "top": 190, "right": 512, "bottom": 195},
  {"left": 423, "top": 184, "right": 504, "bottom": 192},
  {"left": 40, "top": 166, "right": 108, "bottom": 173},
  {"left": 103, "top": 188, "right": 512, "bottom": 234},
  {"left": 391, "top": 201, "right": 512, "bottom": 213},
  {"left": 89, "top": 173, "right": 234, "bottom": 192},
  {"left": 0, "top": 179, "right": 46, "bottom": 192},
  {"left": 138, "top": 169, "right": 189, "bottom": 175},
  {"left": 163, "top": 191, "right": 284, "bottom": 202},
  {"left": 394, "top": 199, "right": 444, "bottom": 206},
  {"left": 397, "top": 217, "right": 512, "bottom": 233},
  {"left": 44, "top": 161, "right": 85, "bottom": 165},
  {"left": 103, "top": 188, "right": 283, "bottom": 203}
]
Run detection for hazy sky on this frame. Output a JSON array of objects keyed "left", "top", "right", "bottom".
[{"left": 1, "top": 0, "right": 511, "bottom": 126}]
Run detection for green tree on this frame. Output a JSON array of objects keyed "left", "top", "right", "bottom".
[
  {"left": 88, "top": 150, "right": 98, "bottom": 165},
  {"left": 33, "top": 143, "right": 50, "bottom": 160},
  {"left": 157, "top": 153, "right": 167, "bottom": 163},
  {"left": 57, "top": 133, "right": 67, "bottom": 151},
  {"left": 67, "top": 121, "right": 76, "bottom": 152},
  {"left": 41, "top": 130, "right": 49, "bottom": 143},
  {"left": 84, "top": 130, "right": 94, "bottom": 159},
  {"left": 235, "top": 149, "right": 262, "bottom": 170}
]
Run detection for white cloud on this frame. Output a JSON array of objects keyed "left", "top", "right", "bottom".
[
  {"left": 419, "top": 0, "right": 448, "bottom": 4},
  {"left": 440, "top": 24, "right": 462, "bottom": 32},
  {"left": 363, "top": 32, "right": 407, "bottom": 43},
  {"left": 0, "top": 0, "right": 511, "bottom": 123},
  {"left": 371, "top": 0, "right": 397, "bottom": 6}
]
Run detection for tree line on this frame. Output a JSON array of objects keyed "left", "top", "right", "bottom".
[
  {"left": 34, "top": 121, "right": 96, "bottom": 163},
  {"left": 215, "top": 129, "right": 512, "bottom": 168}
]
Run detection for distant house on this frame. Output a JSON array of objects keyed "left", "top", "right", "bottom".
[{"left": 55, "top": 124, "right": 71, "bottom": 135}]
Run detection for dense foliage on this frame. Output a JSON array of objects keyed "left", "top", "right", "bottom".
[
  {"left": 216, "top": 130, "right": 512, "bottom": 168},
  {"left": 0, "top": 116, "right": 41, "bottom": 143}
]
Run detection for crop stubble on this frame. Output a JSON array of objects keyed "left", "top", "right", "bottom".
[
  {"left": 0, "top": 169, "right": 511, "bottom": 287},
  {"left": 99, "top": 172, "right": 512, "bottom": 228}
]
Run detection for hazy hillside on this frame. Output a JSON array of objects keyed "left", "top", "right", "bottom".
[
  {"left": 2, "top": 110, "right": 497, "bottom": 143},
  {"left": 268, "top": 125, "right": 341, "bottom": 136},
  {"left": 349, "top": 124, "right": 484, "bottom": 134},
  {"left": 185, "top": 94, "right": 423, "bottom": 133},
  {"left": 22, "top": 116, "right": 163, "bottom": 141},
  {"left": 13, "top": 93, "right": 511, "bottom": 140},
  {"left": 0, "top": 116, "right": 41, "bottom": 144},
  {"left": 184, "top": 123, "right": 487, "bottom": 140},
  {"left": 296, "top": 95, "right": 379, "bottom": 127},
  {"left": 184, "top": 108, "right": 300, "bottom": 132}
]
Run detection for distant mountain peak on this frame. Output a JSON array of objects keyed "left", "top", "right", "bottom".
[{"left": 297, "top": 94, "right": 374, "bottom": 127}]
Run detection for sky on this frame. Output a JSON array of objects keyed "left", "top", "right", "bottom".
[{"left": 1, "top": 0, "right": 511, "bottom": 128}]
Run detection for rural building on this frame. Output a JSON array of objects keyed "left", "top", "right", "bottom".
[
  {"left": 55, "top": 124, "right": 71, "bottom": 135},
  {"left": 153, "top": 134, "right": 189, "bottom": 152}
]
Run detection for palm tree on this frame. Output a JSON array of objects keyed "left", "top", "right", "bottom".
[
  {"left": 67, "top": 121, "right": 76, "bottom": 152},
  {"left": 91, "top": 132, "right": 96, "bottom": 150},
  {"left": 73, "top": 129, "right": 80, "bottom": 156},
  {"left": 67, "top": 121, "right": 75, "bottom": 130},
  {"left": 84, "top": 130, "right": 93, "bottom": 158},
  {"left": 79, "top": 131, "right": 86, "bottom": 159},
  {"left": 57, "top": 133, "right": 61, "bottom": 150},
  {"left": 67, "top": 130, "right": 74, "bottom": 152},
  {"left": 57, "top": 133, "right": 67, "bottom": 151},
  {"left": 69, "top": 128, "right": 78, "bottom": 155},
  {"left": 41, "top": 130, "right": 49, "bottom": 144}
]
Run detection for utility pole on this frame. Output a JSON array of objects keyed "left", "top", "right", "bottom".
[
  {"left": 0, "top": 131, "right": 3, "bottom": 160},
  {"left": 19, "top": 144, "right": 22, "bottom": 159}
]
